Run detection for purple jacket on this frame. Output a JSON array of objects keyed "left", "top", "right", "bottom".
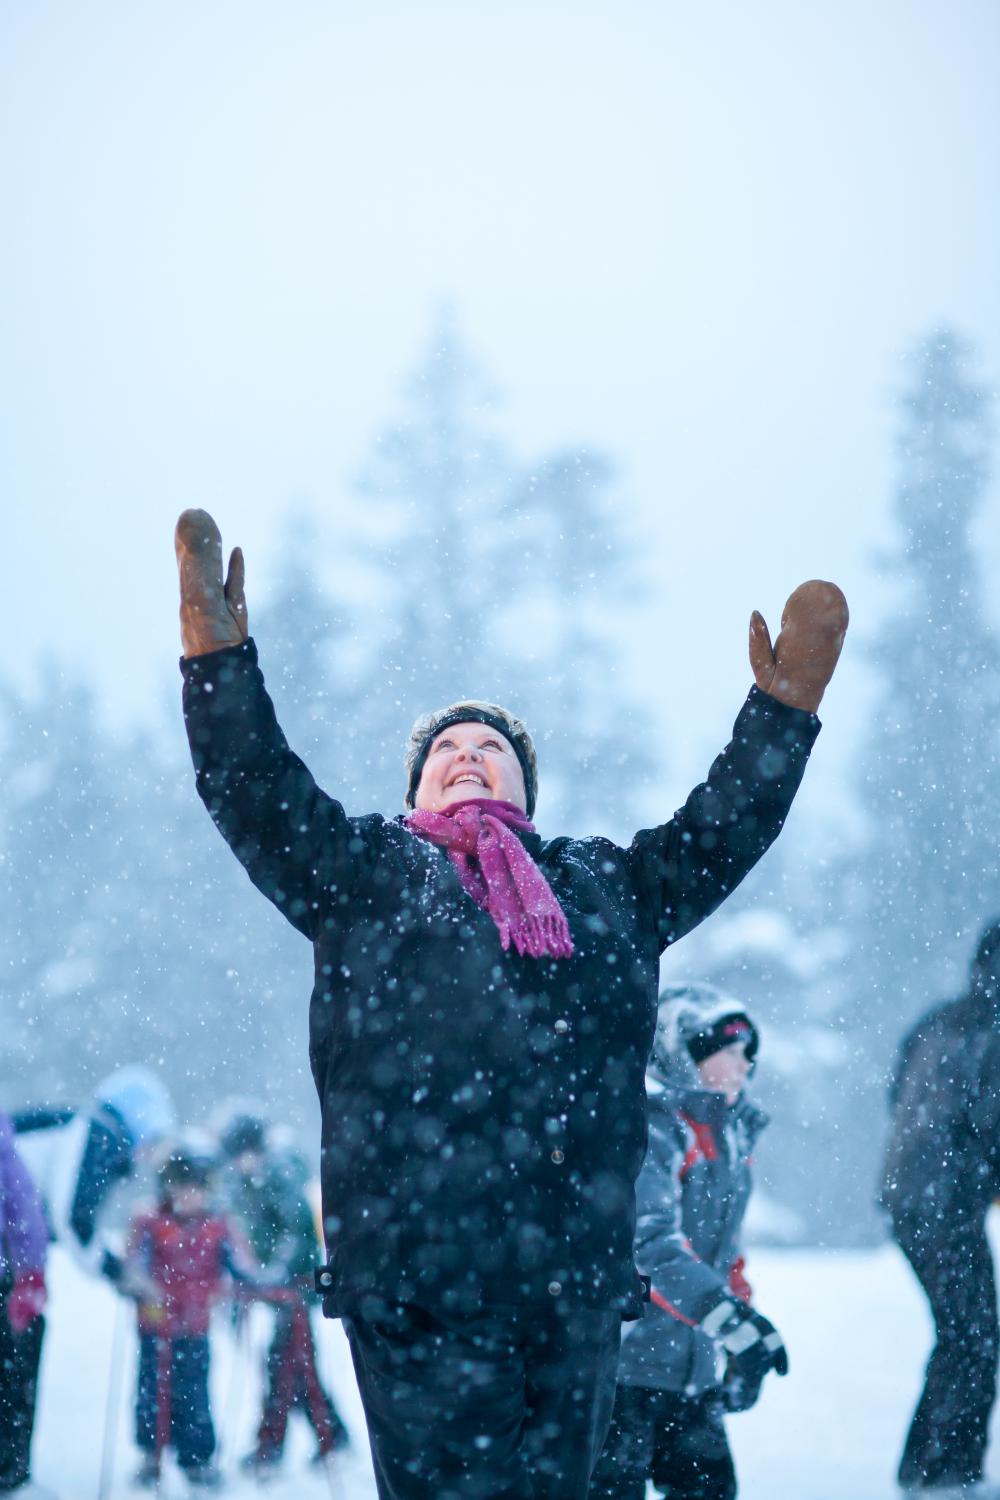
[{"left": 0, "top": 1113, "right": 49, "bottom": 1282}]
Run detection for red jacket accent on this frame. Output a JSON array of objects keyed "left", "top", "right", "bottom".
[
  {"left": 649, "top": 1285, "right": 699, "bottom": 1328},
  {"left": 728, "top": 1255, "right": 753, "bottom": 1304},
  {"left": 677, "top": 1113, "right": 719, "bottom": 1180},
  {"left": 128, "top": 1209, "right": 241, "bottom": 1337}
]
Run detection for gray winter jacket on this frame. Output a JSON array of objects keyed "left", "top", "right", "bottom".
[{"left": 617, "top": 1042, "right": 767, "bottom": 1394}]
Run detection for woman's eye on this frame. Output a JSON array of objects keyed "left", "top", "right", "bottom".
[{"left": 482, "top": 739, "right": 502, "bottom": 751}]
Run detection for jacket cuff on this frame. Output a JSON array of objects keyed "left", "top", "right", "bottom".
[
  {"left": 736, "top": 684, "right": 821, "bottom": 769},
  {"left": 744, "top": 683, "right": 821, "bottom": 738},
  {"left": 179, "top": 637, "right": 259, "bottom": 679}
]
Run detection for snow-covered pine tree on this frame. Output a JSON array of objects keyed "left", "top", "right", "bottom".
[
  {"left": 859, "top": 329, "right": 1000, "bottom": 1040},
  {"left": 344, "top": 308, "right": 654, "bottom": 836},
  {"left": 496, "top": 451, "right": 655, "bottom": 836},
  {"left": 0, "top": 665, "right": 122, "bottom": 1103},
  {"left": 344, "top": 307, "right": 517, "bottom": 809}
]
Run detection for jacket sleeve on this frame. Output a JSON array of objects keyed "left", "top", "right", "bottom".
[
  {"left": 181, "top": 639, "right": 380, "bottom": 939},
  {"left": 634, "top": 1107, "right": 729, "bottom": 1323},
  {"left": 125, "top": 1214, "right": 155, "bottom": 1277},
  {"left": 626, "top": 687, "right": 820, "bottom": 951},
  {"left": 220, "top": 1221, "right": 278, "bottom": 1288}
]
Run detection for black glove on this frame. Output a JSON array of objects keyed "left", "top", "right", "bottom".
[
  {"left": 721, "top": 1350, "right": 770, "bottom": 1413},
  {"left": 700, "top": 1296, "right": 788, "bottom": 1408}
]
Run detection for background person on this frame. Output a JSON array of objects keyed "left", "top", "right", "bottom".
[
  {"left": 12, "top": 1066, "right": 174, "bottom": 1284},
  {"left": 217, "top": 1113, "right": 350, "bottom": 1475},
  {"left": 0, "top": 1113, "right": 52, "bottom": 1500},
  {"left": 882, "top": 919, "right": 1000, "bottom": 1497},
  {"left": 590, "top": 983, "right": 785, "bottom": 1500},
  {"left": 174, "top": 507, "right": 846, "bottom": 1498},
  {"left": 126, "top": 1145, "right": 264, "bottom": 1490}
]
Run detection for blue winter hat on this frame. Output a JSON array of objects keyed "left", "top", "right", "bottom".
[{"left": 95, "top": 1066, "right": 175, "bottom": 1149}]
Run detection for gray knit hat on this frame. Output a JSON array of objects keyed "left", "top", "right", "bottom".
[{"left": 404, "top": 700, "right": 538, "bottom": 817}]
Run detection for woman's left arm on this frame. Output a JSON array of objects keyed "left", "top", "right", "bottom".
[{"left": 627, "top": 581, "right": 847, "bottom": 949}]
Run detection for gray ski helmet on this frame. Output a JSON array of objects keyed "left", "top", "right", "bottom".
[
  {"left": 220, "top": 1114, "right": 267, "bottom": 1159},
  {"left": 652, "top": 982, "right": 758, "bottom": 1075},
  {"left": 157, "top": 1145, "right": 214, "bottom": 1192}
]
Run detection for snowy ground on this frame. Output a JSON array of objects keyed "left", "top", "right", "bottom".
[{"left": 30, "top": 1228, "right": 1000, "bottom": 1500}]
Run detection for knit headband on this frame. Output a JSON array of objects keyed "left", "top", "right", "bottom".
[
  {"left": 405, "top": 708, "right": 537, "bottom": 817},
  {"left": 686, "top": 1014, "right": 759, "bottom": 1066}
]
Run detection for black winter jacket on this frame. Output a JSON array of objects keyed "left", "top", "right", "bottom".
[
  {"left": 881, "top": 989, "right": 1000, "bottom": 1226},
  {"left": 182, "top": 640, "right": 818, "bottom": 1318}
]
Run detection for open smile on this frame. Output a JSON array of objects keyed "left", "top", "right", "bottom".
[{"left": 449, "top": 772, "right": 489, "bottom": 789}]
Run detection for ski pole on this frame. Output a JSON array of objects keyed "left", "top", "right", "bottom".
[
  {"left": 97, "top": 1297, "right": 128, "bottom": 1500},
  {"left": 216, "top": 1296, "right": 250, "bottom": 1466},
  {"left": 154, "top": 1336, "right": 172, "bottom": 1482},
  {"left": 310, "top": 1305, "right": 348, "bottom": 1500}
]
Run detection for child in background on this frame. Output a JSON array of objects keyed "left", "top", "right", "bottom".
[
  {"left": 126, "top": 1146, "right": 261, "bottom": 1489},
  {"left": 217, "top": 1114, "right": 350, "bottom": 1476},
  {"left": 591, "top": 983, "right": 787, "bottom": 1500}
]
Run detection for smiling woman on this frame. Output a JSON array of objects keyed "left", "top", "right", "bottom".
[
  {"left": 174, "top": 507, "right": 847, "bottom": 1500},
  {"left": 403, "top": 702, "right": 537, "bottom": 815}
]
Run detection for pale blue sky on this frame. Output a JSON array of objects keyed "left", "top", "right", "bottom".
[{"left": 2, "top": 1, "right": 998, "bottom": 827}]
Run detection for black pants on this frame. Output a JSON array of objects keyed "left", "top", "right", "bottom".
[
  {"left": 0, "top": 1298, "right": 44, "bottom": 1494},
  {"left": 136, "top": 1334, "right": 215, "bottom": 1471},
  {"left": 343, "top": 1300, "right": 621, "bottom": 1499},
  {"left": 589, "top": 1385, "right": 736, "bottom": 1500},
  {"left": 894, "top": 1212, "right": 999, "bottom": 1489},
  {"left": 256, "top": 1298, "right": 349, "bottom": 1458}
]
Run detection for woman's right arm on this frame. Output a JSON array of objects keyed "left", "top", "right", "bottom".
[
  {"left": 182, "top": 639, "right": 374, "bottom": 940},
  {"left": 175, "top": 510, "right": 377, "bottom": 938}
]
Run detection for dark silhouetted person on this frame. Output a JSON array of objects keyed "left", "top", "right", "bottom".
[{"left": 882, "top": 919, "right": 1000, "bottom": 1497}]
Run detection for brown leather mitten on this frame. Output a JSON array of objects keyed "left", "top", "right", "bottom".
[
  {"left": 748, "top": 581, "right": 848, "bottom": 713},
  {"left": 175, "top": 509, "right": 248, "bottom": 659}
]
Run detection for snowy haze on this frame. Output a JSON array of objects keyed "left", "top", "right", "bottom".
[{"left": 3, "top": 0, "right": 999, "bottom": 816}]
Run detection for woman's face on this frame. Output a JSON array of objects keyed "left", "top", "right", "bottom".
[
  {"left": 696, "top": 1041, "right": 752, "bottom": 1104},
  {"left": 415, "top": 721, "right": 527, "bottom": 813}
]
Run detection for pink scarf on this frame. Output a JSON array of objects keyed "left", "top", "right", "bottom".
[{"left": 405, "top": 799, "right": 574, "bottom": 961}]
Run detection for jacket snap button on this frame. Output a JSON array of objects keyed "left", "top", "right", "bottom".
[
  {"left": 551, "top": 1149, "right": 565, "bottom": 1164},
  {"left": 554, "top": 1019, "right": 569, "bottom": 1034},
  {"left": 319, "top": 1271, "right": 333, "bottom": 1287},
  {"left": 548, "top": 1281, "right": 562, "bottom": 1296}
]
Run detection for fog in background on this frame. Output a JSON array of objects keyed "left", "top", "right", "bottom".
[{"left": 3, "top": 1, "right": 1000, "bottom": 1243}]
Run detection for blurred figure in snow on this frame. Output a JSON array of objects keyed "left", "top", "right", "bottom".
[
  {"left": 216, "top": 1112, "right": 349, "bottom": 1477},
  {"left": 126, "top": 1143, "right": 263, "bottom": 1490},
  {"left": 0, "top": 1113, "right": 53, "bottom": 1500},
  {"left": 591, "top": 983, "right": 786, "bottom": 1500},
  {"left": 882, "top": 919, "right": 1000, "bottom": 1498},
  {"left": 12, "top": 1066, "right": 174, "bottom": 1284}
]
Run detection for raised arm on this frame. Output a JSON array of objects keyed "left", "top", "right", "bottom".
[
  {"left": 175, "top": 510, "right": 376, "bottom": 938},
  {"left": 628, "top": 581, "right": 847, "bottom": 949}
]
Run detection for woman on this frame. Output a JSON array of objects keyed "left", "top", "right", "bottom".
[{"left": 174, "top": 508, "right": 846, "bottom": 1499}]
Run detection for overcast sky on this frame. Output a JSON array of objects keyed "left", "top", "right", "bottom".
[{"left": 3, "top": 1, "right": 998, "bottom": 829}]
